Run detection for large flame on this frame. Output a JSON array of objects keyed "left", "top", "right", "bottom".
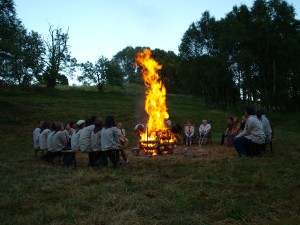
[{"left": 135, "top": 49, "right": 175, "bottom": 146}]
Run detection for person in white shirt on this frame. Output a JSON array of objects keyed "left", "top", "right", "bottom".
[
  {"left": 50, "top": 122, "right": 67, "bottom": 152},
  {"left": 184, "top": 121, "right": 194, "bottom": 146},
  {"left": 256, "top": 108, "right": 272, "bottom": 141},
  {"left": 117, "top": 122, "right": 129, "bottom": 164},
  {"left": 43, "top": 122, "right": 56, "bottom": 162},
  {"left": 90, "top": 118, "right": 104, "bottom": 166},
  {"left": 234, "top": 107, "right": 265, "bottom": 157},
  {"left": 39, "top": 121, "right": 51, "bottom": 153},
  {"left": 33, "top": 120, "right": 43, "bottom": 150},
  {"left": 199, "top": 119, "right": 211, "bottom": 145},
  {"left": 79, "top": 116, "right": 97, "bottom": 152},
  {"left": 71, "top": 120, "right": 85, "bottom": 151},
  {"left": 101, "top": 116, "right": 122, "bottom": 168}
]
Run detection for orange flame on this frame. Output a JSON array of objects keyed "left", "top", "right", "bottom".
[{"left": 135, "top": 49, "right": 175, "bottom": 149}]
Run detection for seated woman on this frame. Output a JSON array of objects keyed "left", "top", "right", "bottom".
[
  {"left": 39, "top": 121, "right": 51, "bottom": 155},
  {"left": 233, "top": 107, "right": 265, "bottom": 157},
  {"left": 100, "top": 116, "right": 123, "bottom": 168},
  {"left": 117, "top": 122, "right": 129, "bottom": 165},
  {"left": 227, "top": 117, "right": 240, "bottom": 146},
  {"left": 221, "top": 117, "right": 233, "bottom": 145},
  {"left": 184, "top": 121, "right": 194, "bottom": 146},
  {"left": 49, "top": 122, "right": 68, "bottom": 164}
]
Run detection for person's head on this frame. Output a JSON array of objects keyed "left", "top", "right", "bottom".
[
  {"left": 55, "top": 122, "right": 63, "bottom": 131},
  {"left": 187, "top": 121, "right": 191, "bottom": 126},
  {"left": 118, "top": 122, "right": 123, "bottom": 129},
  {"left": 94, "top": 118, "right": 104, "bottom": 129},
  {"left": 64, "top": 123, "right": 70, "bottom": 131},
  {"left": 76, "top": 120, "right": 85, "bottom": 129},
  {"left": 227, "top": 117, "right": 234, "bottom": 124},
  {"left": 104, "top": 116, "right": 116, "bottom": 128},
  {"left": 85, "top": 115, "right": 97, "bottom": 126},
  {"left": 241, "top": 115, "right": 246, "bottom": 122},
  {"left": 233, "top": 117, "right": 239, "bottom": 123},
  {"left": 69, "top": 121, "right": 76, "bottom": 128},
  {"left": 50, "top": 122, "right": 56, "bottom": 131},
  {"left": 41, "top": 121, "right": 50, "bottom": 131},
  {"left": 245, "top": 106, "right": 255, "bottom": 116},
  {"left": 255, "top": 108, "right": 263, "bottom": 120},
  {"left": 37, "top": 120, "right": 44, "bottom": 128},
  {"left": 202, "top": 119, "right": 207, "bottom": 125}
]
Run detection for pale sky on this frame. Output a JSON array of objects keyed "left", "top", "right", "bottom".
[{"left": 15, "top": 0, "right": 300, "bottom": 64}]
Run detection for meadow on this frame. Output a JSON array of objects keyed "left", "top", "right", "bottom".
[{"left": 0, "top": 85, "right": 299, "bottom": 225}]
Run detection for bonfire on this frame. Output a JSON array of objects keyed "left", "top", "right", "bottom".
[{"left": 135, "top": 49, "right": 176, "bottom": 156}]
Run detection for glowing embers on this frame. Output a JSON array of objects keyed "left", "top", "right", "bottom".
[
  {"left": 135, "top": 48, "right": 176, "bottom": 156},
  {"left": 139, "top": 129, "right": 175, "bottom": 156}
]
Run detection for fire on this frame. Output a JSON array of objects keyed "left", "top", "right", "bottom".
[{"left": 135, "top": 49, "right": 175, "bottom": 155}]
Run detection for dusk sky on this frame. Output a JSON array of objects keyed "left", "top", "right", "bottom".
[{"left": 14, "top": 0, "right": 300, "bottom": 64}]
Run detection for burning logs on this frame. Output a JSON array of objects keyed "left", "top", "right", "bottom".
[{"left": 138, "top": 138, "right": 175, "bottom": 156}]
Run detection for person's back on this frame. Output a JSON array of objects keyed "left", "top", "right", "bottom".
[
  {"left": 91, "top": 126, "right": 102, "bottom": 151},
  {"left": 51, "top": 130, "right": 67, "bottom": 152},
  {"left": 261, "top": 115, "right": 272, "bottom": 141},
  {"left": 79, "top": 124, "right": 95, "bottom": 151},
  {"left": 33, "top": 120, "right": 43, "bottom": 149},
  {"left": 71, "top": 129, "right": 82, "bottom": 151},
  {"left": 47, "top": 131, "right": 55, "bottom": 151},
  {"left": 71, "top": 120, "right": 85, "bottom": 151},
  {"left": 101, "top": 127, "right": 122, "bottom": 151},
  {"left": 39, "top": 128, "right": 51, "bottom": 150}
]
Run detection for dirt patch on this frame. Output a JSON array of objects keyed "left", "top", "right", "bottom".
[{"left": 129, "top": 143, "right": 237, "bottom": 160}]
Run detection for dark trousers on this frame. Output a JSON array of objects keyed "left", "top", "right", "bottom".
[
  {"left": 62, "top": 152, "right": 75, "bottom": 167},
  {"left": 221, "top": 134, "right": 225, "bottom": 145},
  {"left": 103, "top": 150, "right": 119, "bottom": 168},
  {"left": 233, "top": 136, "right": 252, "bottom": 157}
]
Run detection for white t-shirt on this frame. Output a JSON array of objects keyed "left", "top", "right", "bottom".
[
  {"left": 71, "top": 129, "right": 82, "bottom": 151},
  {"left": 39, "top": 129, "right": 51, "bottom": 150},
  {"left": 33, "top": 127, "right": 41, "bottom": 149},
  {"left": 199, "top": 124, "right": 211, "bottom": 133},
  {"left": 50, "top": 131, "right": 67, "bottom": 152},
  {"left": 91, "top": 129, "right": 102, "bottom": 151},
  {"left": 47, "top": 131, "right": 55, "bottom": 151},
  {"left": 79, "top": 125, "right": 95, "bottom": 152}
]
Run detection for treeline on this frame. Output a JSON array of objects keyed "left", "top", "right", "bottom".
[{"left": 1, "top": 0, "right": 299, "bottom": 111}]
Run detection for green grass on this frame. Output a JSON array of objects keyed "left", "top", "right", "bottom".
[{"left": 0, "top": 85, "right": 299, "bottom": 225}]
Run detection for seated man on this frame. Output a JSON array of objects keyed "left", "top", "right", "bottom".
[{"left": 199, "top": 120, "right": 211, "bottom": 145}]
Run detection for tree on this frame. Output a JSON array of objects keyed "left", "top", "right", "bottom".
[
  {"left": 113, "top": 46, "right": 144, "bottom": 83},
  {"left": 78, "top": 56, "right": 109, "bottom": 92},
  {"left": 0, "top": 0, "right": 45, "bottom": 86},
  {"left": 43, "top": 26, "right": 75, "bottom": 88},
  {"left": 151, "top": 48, "right": 181, "bottom": 93},
  {"left": 106, "top": 60, "right": 124, "bottom": 87}
]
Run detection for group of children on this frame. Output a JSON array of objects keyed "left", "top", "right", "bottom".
[{"left": 33, "top": 116, "right": 129, "bottom": 168}]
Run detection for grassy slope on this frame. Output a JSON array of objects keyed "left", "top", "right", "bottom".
[{"left": 0, "top": 85, "right": 299, "bottom": 225}]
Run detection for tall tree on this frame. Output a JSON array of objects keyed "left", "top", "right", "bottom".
[{"left": 43, "top": 26, "right": 74, "bottom": 88}]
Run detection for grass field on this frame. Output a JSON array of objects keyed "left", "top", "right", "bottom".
[{"left": 0, "top": 85, "right": 299, "bottom": 225}]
